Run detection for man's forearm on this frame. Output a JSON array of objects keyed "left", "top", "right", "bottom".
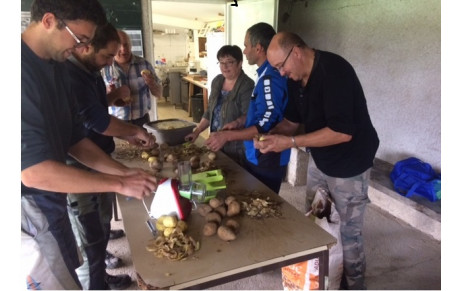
[
  {"left": 103, "top": 116, "right": 140, "bottom": 138},
  {"left": 68, "top": 138, "right": 127, "bottom": 175},
  {"left": 21, "top": 160, "right": 123, "bottom": 194}
]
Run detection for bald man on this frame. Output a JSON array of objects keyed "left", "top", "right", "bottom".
[
  {"left": 256, "top": 31, "right": 379, "bottom": 290},
  {"left": 101, "top": 29, "right": 162, "bottom": 127}
]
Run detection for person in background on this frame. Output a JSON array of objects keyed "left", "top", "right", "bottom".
[
  {"left": 101, "top": 29, "right": 162, "bottom": 127},
  {"left": 65, "top": 22, "right": 156, "bottom": 290},
  {"left": 185, "top": 45, "right": 254, "bottom": 166},
  {"left": 256, "top": 31, "right": 380, "bottom": 290},
  {"left": 204, "top": 23, "right": 290, "bottom": 194},
  {"left": 21, "top": 0, "right": 157, "bottom": 289}
]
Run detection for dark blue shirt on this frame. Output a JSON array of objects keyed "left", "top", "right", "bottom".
[
  {"left": 65, "top": 56, "right": 114, "bottom": 155},
  {"left": 21, "top": 40, "right": 85, "bottom": 194}
]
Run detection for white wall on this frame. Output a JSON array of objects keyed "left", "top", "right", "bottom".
[
  {"left": 153, "top": 30, "right": 189, "bottom": 65},
  {"left": 278, "top": 0, "right": 441, "bottom": 171}
]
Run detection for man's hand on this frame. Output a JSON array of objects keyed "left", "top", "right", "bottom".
[
  {"left": 253, "top": 134, "right": 291, "bottom": 153},
  {"left": 124, "top": 131, "right": 156, "bottom": 149},
  {"left": 205, "top": 131, "right": 228, "bottom": 152},
  {"left": 141, "top": 70, "right": 162, "bottom": 97},
  {"left": 185, "top": 130, "right": 200, "bottom": 143},
  {"left": 118, "top": 168, "right": 157, "bottom": 200}
]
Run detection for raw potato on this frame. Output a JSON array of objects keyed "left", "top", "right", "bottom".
[
  {"left": 150, "top": 148, "right": 160, "bottom": 156},
  {"left": 225, "top": 196, "right": 236, "bottom": 206},
  {"left": 226, "top": 200, "right": 241, "bottom": 217},
  {"left": 197, "top": 204, "right": 213, "bottom": 217},
  {"left": 166, "top": 154, "right": 177, "bottom": 163},
  {"left": 202, "top": 222, "right": 218, "bottom": 236},
  {"left": 208, "top": 152, "right": 217, "bottom": 161},
  {"left": 214, "top": 205, "right": 227, "bottom": 217},
  {"left": 205, "top": 212, "right": 222, "bottom": 224},
  {"left": 225, "top": 219, "right": 240, "bottom": 234},
  {"left": 217, "top": 225, "right": 236, "bottom": 241},
  {"left": 209, "top": 197, "right": 224, "bottom": 209},
  {"left": 190, "top": 155, "right": 200, "bottom": 169}
]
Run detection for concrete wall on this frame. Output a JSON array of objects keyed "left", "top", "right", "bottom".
[{"left": 278, "top": 0, "right": 441, "bottom": 171}]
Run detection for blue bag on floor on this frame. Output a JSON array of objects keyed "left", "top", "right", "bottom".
[{"left": 390, "top": 157, "right": 441, "bottom": 202}]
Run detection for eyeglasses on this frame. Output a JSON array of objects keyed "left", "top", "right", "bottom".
[
  {"left": 275, "top": 46, "right": 294, "bottom": 72},
  {"left": 60, "top": 18, "right": 90, "bottom": 48},
  {"left": 217, "top": 60, "right": 236, "bottom": 67}
]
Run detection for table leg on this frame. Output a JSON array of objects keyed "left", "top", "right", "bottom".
[
  {"left": 188, "top": 82, "right": 193, "bottom": 117},
  {"left": 203, "top": 88, "right": 208, "bottom": 113},
  {"left": 318, "top": 249, "right": 330, "bottom": 290},
  {"left": 113, "top": 194, "right": 120, "bottom": 221}
]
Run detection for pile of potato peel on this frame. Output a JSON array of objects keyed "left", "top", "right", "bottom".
[{"left": 146, "top": 227, "right": 200, "bottom": 261}]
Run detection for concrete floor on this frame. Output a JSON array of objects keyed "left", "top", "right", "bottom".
[{"left": 106, "top": 99, "right": 441, "bottom": 290}]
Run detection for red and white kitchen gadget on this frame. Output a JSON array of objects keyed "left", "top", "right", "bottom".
[{"left": 148, "top": 178, "right": 192, "bottom": 220}]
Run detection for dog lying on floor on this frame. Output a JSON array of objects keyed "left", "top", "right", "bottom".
[{"left": 307, "top": 187, "right": 333, "bottom": 223}]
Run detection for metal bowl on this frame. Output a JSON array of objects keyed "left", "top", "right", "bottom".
[{"left": 143, "top": 119, "right": 196, "bottom": 146}]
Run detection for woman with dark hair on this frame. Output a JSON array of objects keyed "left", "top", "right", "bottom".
[{"left": 186, "top": 45, "right": 254, "bottom": 166}]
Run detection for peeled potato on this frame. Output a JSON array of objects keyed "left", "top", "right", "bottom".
[
  {"left": 141, "top": 151, "right": 150, "bottom": 159},
  {"left": 141, "top": 69, "right": 151, "bottom": 75},
  {"left": 162, "top": 215, "right": 177, "bottom": 228},
  {"left": 163, "top": 227, "right": 174, "bottom": 237},
  {"left": 177, "top": 220, "right": 188, "bottom": 232}
]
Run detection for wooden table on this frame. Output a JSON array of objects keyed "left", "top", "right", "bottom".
[
  {"left": 114, "top": 141, "right": 336, "bottom": 290},
  {"left": 182, "top": 75, "right": 208, "bottom": 117}
]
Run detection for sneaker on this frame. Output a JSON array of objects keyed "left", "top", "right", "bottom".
[
  {"left": 109, "top": 229, "right": 125, "bottom": 240},
  {"left": 105, "top": 273, "right": 132, "bottom": 290},
  {"left": 105, "top": 251, "right": 122, "bottom": 269}
]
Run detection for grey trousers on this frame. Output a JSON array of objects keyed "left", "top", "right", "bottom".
[
  {"left": 67, "top": 162, "right": 114, "bottom": 289},
  {"left": 305, "top": 155, "right": 371, "bottom": 290}
]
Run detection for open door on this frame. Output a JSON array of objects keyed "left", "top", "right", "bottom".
[{"left": 225, "top": 0, "right": 279, "bottom": 82}]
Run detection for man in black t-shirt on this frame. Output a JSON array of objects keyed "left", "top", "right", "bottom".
[
  {"left": 65, "top": 22, "right": 156, "bottom": 290},
  {"left": 255, "top": 31, "right": 379, "bottom": 290}
]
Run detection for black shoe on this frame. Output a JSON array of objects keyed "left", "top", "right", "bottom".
[
  {"left": 109, "top": 229, "right": 125, "bottom": 240},
  {"left": 105, "top": 251, "right": 122, "bottom": 269},
  {"left": 105, "top": 273, "right": 132, "bottom": 290}
]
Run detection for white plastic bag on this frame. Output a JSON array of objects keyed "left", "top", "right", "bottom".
[{"left": 281, "top": 187, "right": 343, "bottom": 290}]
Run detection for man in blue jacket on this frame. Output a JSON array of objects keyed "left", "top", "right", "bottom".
[{"left": 205, "top": 22, "right": 290, "bottom": 193}]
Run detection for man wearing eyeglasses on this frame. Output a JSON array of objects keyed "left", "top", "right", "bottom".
[
  {"left": 205, "top": 22, "right": 290, "bottom": 194},
  {"left": 21, "top": 0, "right": 157, "bottom": 289},
  {"left": 256, "top": 31, "right": 380, "bottom": 290}
]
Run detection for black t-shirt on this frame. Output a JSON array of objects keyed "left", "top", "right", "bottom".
[
  {"left": 284, "top": 50, "right": 379, "bottom": 178},
  {"left": 21, "top": 40, "right": 85, "bottom": 195},
  {"left": 65, "top": 58, "right": 114, "bottom": 155}
]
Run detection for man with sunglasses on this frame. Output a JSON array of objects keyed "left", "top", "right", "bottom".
[
  {"left": 205, "top": 22, "right": 290, "bottom": 194},
  {"left": 257, "top": 31, "right": 379, "bottom": 290},
  {"left": 21, "top": 0, "right": 157, "bottom": 289},
  {"left": 65, "top": 22, "right": 156, "bottom": 290}
]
